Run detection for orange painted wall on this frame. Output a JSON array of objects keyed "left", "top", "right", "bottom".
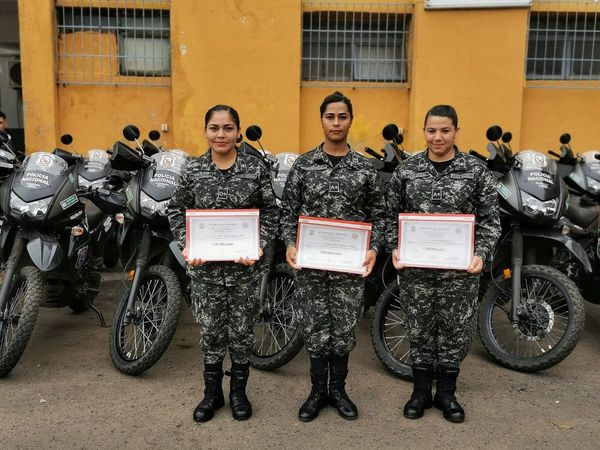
[{"left": 521, "top": 88, "right": 600, "bottom": 153}]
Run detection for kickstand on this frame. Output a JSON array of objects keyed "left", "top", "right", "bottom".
[{"left": 87, "top": 296, "right": 107, "bottom": 328}]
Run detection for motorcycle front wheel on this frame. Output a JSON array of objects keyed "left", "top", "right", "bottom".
[
  {"left": 110, "top": 265, "right": 183, "bottom": 375},
  {"left": 479, "top": 264, "right": 585, "bottom": 372},
  {"left": 249, "top": 263, "right": 303, "bottom": 370},
  {"left": 0, "top": 266, "right": 44, "bottom": 378},
  {"left": 370, "top": 279, "right": 413, "bottom": 380}
]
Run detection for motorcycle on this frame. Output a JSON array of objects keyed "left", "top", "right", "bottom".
[
  {"left": 107, "top": 125, "right": 189, "bottom": 375},
  {"left": 370, "top": 126, "right": 587, "bottom": 380},
  {"left": 0, "top": 131, "right": 114, "bottom": 377},
  {"left": 546, "top": 133, "right": 600, "bottom": 305},
  {"left": 236, "top": 125, "right": 303, "bottom": 370}
]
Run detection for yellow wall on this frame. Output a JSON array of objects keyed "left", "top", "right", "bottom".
[
  {"left": 170, "top": 0, "right": 301, "bottom": 155},
  {"left": 522, "top": 88, "right": 600, "bottom": 152},
  {"left": 18, "top": 0, "right": 600, "bottom": 156}
]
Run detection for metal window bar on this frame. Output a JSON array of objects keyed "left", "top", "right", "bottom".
[
  {"left": 526, "top": 0, "right": 600, "bottom": 88},
  {"left": 301, "top": 1, "right": 413, "bottom": 86},
  {"left": 55, "top": 0, "right": 171, "bottom": 86}
]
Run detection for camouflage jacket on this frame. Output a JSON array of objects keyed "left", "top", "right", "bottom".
[
  {"left": 167, "top": 150, "right": 279, "bottom": 286},
  {"left": 280, "top": 144, "right": 386, "bottom": 253},
  {"left": 385, "top": 149, "right": 501, "bottom": 263}
]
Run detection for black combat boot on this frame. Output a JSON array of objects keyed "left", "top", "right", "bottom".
[
  {"left": 298, "top": 356, "right": 329, "bottom": 422},
  {"left": 403, "top": 364, "right": 434, "bottom": 419},
  {"left": 434, "top": 365, "right": 465, "bottom": 423},
  {"left": 229, "top": 362, "right": 252, "bottom": 421},
  {"left": 328, "top": 353, "right": 358, "bottom": 420},
  {"left": 193, "top": 364, "right": 225, "bottom": 423}
]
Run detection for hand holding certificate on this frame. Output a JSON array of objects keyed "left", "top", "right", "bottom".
[
  {"left": 397, "top": 214, "right": 475, "bottom": 270},
  {"left": 186, "top": 209, "right": 260, "bottom": 262},
  {"left": 295, "top": 216, "right": 372, "bottom": 275}
]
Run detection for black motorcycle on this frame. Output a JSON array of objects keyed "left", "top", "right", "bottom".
[
  {"left": 370, "top": 126, "right": 587, "bottom": 379},
  {"left": 236, "top": 126, "right": 303, "bottom": 370},
  {"left": 107, "top": 126, "right": 190, "bottom": 375},
  {"left": 546, "top": 133, "right": 600, "bottom": 305},
  {"left": 0, "top": 132, "right": 109, "bottom": 377}
]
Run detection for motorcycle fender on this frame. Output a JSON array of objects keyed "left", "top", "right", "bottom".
[
  {"left": 169, "top": 241, "right": 186, "bottom": 269},
  {"left": 522, "top": 228, "right": 593, "bottom": 274},
  {"left": 26, "top": 233, "right": 64, "bottom": 271}
]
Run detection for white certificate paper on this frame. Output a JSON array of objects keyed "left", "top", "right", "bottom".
[
  {"left": 296, "top": 216, "right": 372, "bottom": 275},
  {"left": 186, "top": 209, "right": 260, "bottom": 261},
  {"left": 398, "top": 214, "right": 475, "bottom": 270}
]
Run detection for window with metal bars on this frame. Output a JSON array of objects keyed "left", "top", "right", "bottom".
[
  {"left": 527, "top": 4, "right": 600, "bottom": 81},
  {"left": 302, "top": 3, "right": 412, "bottom": 84},
  {"left": 56, "top": 2, "right": 170, "bottom": 86}
]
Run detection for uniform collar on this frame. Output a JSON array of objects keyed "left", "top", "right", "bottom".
[
  {"left": 200, "top": 148, "right": 248, "bottom": 173},
  {"left": 417, "top": 146, "right": 467, "bottom": 173},
  {"left": 313, "top": 143, "right": 361, "bottom": 169}
]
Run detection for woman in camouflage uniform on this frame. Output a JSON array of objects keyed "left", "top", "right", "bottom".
[
  {"left": 386, "top": 105, "right": 500, "bottom": 423},
  {"left": 167, "top": 105, "right": 279, "bottom": 423},
  {"left": 280, "top": 92, "right": 386, "bottom": 422}
]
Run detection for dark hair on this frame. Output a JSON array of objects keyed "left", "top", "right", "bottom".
[
  {"left": 204, "top": 104, "right": 240, "bottom": 129},
  {"left": 320, "top": 91, "right": 353, "bottom": 119},
  {"left": 0, "top": 111, "right": 6, "bottom": 120},
  {"left": 424, "top": 104, "right": 458, "bottom": 128}
]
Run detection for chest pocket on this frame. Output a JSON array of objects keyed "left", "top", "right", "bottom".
[
  {"left": 223, "top": 172, "right": 261, "bottom": 208},
  {"left": 405, "top": 172, "right": 477, "bottom": 213},
  {"left": 301, "top": 166, "right": 330, "bottom": 204},
  {"left": 193, "top": 172, "right": 218, "bottom": 208}
]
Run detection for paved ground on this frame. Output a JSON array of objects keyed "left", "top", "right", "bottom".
[{"left": 2, "top": 272, "right": 600, "bottom": 449}]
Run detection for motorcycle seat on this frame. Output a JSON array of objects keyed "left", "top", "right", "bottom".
[{"left": 566, "top": 196, "right": 599, "bottom": 230}]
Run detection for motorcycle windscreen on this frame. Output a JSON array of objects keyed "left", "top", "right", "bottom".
[
  {"left": 514, "top": 151, "right": 561, "bottom": 202},
  {"left": 580, "top": 151, "right": 600, "bottom": 182},
  {"left": 80, "top": 149, "right": 111, "bottom": 182},
  {"left": 141, "top": 150, "right": 189, "bottom": 202},
  {"left": 26, "top": 233, "right": 64, "bottom": 271},
  {"left": 13, "top": 152, "right": 70, "bottom": 202},
  {"left": 273, "top": 152, "right": 299, "bottom": 199}
]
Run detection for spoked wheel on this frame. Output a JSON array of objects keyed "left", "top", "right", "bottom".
[
  {"left": 250, "top": 263, "right": 303, "bottom": 370},
  {"left": 479, "top": 265, "right": 585, "bottom": 372},
  {"left": 110, "top": 265, "right": 183, "bottom": 375},
  {"left": 370, "top": 279, "right": 413, "bottom": 380},
  {"left": 0, "top": 266, "right": 44, "bottom": 378}
]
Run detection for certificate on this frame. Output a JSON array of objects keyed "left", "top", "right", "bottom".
[
  {"left": 296, "top": 216, "right": 372, "bottom": 275},
  {"left": 185, "top": 209, "right": 260, "bottom": 261},
  {"left": 398, "top": 214, "right": 475, "bottom": 270}
]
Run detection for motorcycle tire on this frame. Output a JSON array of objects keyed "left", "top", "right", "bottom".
[
  {"left": 370, "top": 279, "right": 413, "bottom": 380},
  {"left": 249, "top": 263, "right": 303, "bottom": 370},
  {"left": 0, "top": 266, "right": 44, "bottom": 378},
  {"left": 479, "top": 264, "right": 585, "bottom": 372},
  {"left": 110, "top": 264, "right": 183, "bottom": 375}
]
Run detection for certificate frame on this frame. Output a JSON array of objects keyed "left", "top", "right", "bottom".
[
  {"left": 398, "top": 213, "right": 475, "bottom": 270},
  {"left": 185, "top": 209, "right": 260, "bottom": 262},
  {"left": 296, "top": 215, "right": 372, "bottom": 275}
]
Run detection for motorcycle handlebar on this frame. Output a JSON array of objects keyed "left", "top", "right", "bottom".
[{"left": 548, "top": 150, "right": 561, "bottom": 158}]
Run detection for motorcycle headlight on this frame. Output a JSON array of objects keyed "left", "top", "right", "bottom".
[
  {"left": 587, "top": 177, "right": 600, "bottom": 194},
  {"left": 78, "top": 175, "right": 106, "bottom": 189},
  {"left": 140, "top": 191, "right": 169, "bottom": 216},
  {"left": 521, "top": 191, "right": 558, "bottom": 217},
  {"left": 9, "top": 192, "right": 51, "bottom": 219}
]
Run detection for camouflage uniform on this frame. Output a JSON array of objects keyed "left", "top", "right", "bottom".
[
  {"left": 167, "top": 150, "right": 279, "bottom": 364},
  {"left": 385, "top": 150, "right": 500, "bottom": 367},
  {"left": 280, "top": 145, "right": 386, "bottom": 358}
]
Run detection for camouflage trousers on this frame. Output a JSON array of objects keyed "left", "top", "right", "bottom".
[
  {"left": 295, "top": 269, "right": 364, "bottom": 358},
  {"left": 399, "top": 269, "right": 479, "bottom": 367},
  {"left": 191, "top": 279, "right": 260, "bottom": 365}
]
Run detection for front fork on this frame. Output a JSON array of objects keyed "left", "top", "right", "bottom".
[
  {"left": 510, "top": 224, "right": 524, "bottom": 324},
  {"left": 123, "top": 227, "right": 151, "bottom": 325},
  {"left": 258, "top": 241, "right": 276, "bottom": 314},
  {"left": 0, "top": 233, "right": 26, "bottom": 318}
]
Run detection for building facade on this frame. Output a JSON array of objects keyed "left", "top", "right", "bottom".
[{"left": 17, "top": 0, "right": 600, "bottom": 155}]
